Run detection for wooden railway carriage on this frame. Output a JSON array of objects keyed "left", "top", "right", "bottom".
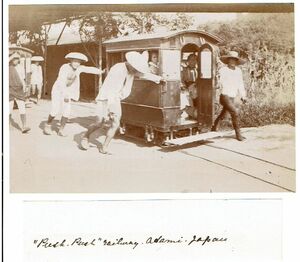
[{"left": 103, "top": 30, "right": 223, "bottom": 144}]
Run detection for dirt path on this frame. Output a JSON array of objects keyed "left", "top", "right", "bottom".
[{"left": 9, "top": 100, "right": 295, "bottom": 193}]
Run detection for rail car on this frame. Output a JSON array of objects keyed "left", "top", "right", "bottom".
[{"left": 103, "top": 30, "right": 223, "bottom": 145}]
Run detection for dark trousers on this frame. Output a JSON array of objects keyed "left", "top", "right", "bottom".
[{"left": 212, "top": 94, "right": 241, "bottom": 134}]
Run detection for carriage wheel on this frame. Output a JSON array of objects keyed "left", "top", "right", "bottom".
[{"left": 154, "top": 131, "right": 168, "bottom": 146}]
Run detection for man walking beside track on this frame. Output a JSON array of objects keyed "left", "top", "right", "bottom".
[
  {"left": 80, "top": 51, "right": 163, "bottom": 154},
  {"left": 211, "top": 51, "right": 247, "bottom": 141}
]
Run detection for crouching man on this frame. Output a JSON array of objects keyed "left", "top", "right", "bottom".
[
  {"left": 80, "top": 51, "right": 163, "bottom": 154},
  {"left": 211, "top": 51, "right": 247, "bottom": 141}
]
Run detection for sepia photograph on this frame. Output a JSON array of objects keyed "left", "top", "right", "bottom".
[{"left": 8, "top": 3, "right": 295, "bottom": 193}]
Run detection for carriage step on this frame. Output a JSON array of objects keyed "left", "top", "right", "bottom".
[{"left": 167, "top": 131, "right": 233, "bottom": 146}]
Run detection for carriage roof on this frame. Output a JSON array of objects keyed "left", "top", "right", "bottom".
[{"left": 103, "top": 29, "right": 223, "bottom": 52}]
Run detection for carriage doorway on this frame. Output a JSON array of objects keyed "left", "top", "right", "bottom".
[{"left": 180, "top": 43, "right": 200, "bottom": 121}]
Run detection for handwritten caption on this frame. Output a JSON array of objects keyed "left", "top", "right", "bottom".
[{"left": 33, "top": 235, "right": 228, "bottom": 250}]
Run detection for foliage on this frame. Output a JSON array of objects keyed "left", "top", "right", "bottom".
[
  {"left": 9, "top": 27, "right": 46, "bottom": 54},
  {"left": 78, "top": 12, "right": 194, "bottom": 40},
  {"left": 201, "top": 13, "right": 294, "bottom": 52},
  {"left": 10, "top": 11, "right": 294, "bottom": 127},
  {"left": 206, "top": 13, "right": 295, "bottom": 127}
]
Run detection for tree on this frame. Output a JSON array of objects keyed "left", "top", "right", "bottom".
[
  {"left": 160, "top": 13, "right": 194, "bottom": 31},
  {"left": 199, "top": 13, "right": 294, "bottom": 53}
]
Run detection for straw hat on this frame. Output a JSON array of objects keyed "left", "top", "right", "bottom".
[
  {"left": 9, "top": 52, "right": 21, "bottom": 62},
  {"left": 220, "top": 51, "right": 246, "bottom": 65},
  {"left": 125, "top": 51, "right": 150, "bottom": 74},
  {"left": 31, "top": 56, "right": 44, "bottom": 62},
  {"left": 65, "top": 52, "right": 88, "bottom": 62}
]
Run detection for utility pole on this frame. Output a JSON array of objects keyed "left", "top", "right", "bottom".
[{"left": 97, "top": 21, "right": 104, "bottom": 98}]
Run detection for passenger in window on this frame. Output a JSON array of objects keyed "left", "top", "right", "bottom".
[
  {"left": 181, "top": 54, "right": 198, "bottom": 119},
  {"left": 148, "top": 51, "right": 159, "bottom": 75}
]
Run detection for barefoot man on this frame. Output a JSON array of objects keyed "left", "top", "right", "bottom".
[{"left": 80, "top": 51, "right": 163, "bottom": 154}]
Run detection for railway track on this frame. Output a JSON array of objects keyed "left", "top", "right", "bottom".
[
  {"left": 121, "top": 132, "right": 295, "bottom": 192},
  {"left": 175, "top": 143, "right": 295, "bottom": 192}
]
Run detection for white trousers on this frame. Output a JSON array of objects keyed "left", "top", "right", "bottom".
[
  {"left": 31, "top": 84, "right": 42, "bottom": 97},
  {"left": 50, "top": 91, "right": 71, "bottom": 118},
  {"left": 9, "top": 99, "right": 26, "bottom": 114}
]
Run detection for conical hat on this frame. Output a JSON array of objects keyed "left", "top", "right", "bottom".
[
  {"left": 125, "top": 51, "right": 150, "bottom": 74},
  {"left": 31, "top": 56, "right": 44, "bottom": 62},
  {"left": 220, "top": 51, "right": 246, "bottom": 65},
  {"left": 65, "top": 52, "right": 88, "bottom": 62}
]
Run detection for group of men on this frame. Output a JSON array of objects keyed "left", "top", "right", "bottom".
[{"left": 9, "top": 47, "right": 247, "bottom": 154}]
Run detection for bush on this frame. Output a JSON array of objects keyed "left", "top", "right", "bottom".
[
  {"left": 239, "top": 103, "right": 295, "bottom": 127},
  {"left": 240, "top": 49, "right": 295, "bottom": 127},
  {"left": 215, "top": 48, "right": 295, "bottom": 128},
  {"left": 205, "top": 13, "right": 295, "bottom": 128}
]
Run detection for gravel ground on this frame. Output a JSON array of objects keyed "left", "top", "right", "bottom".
[{"left": 9, "top": 100, "right": 296, "bottom": 193}]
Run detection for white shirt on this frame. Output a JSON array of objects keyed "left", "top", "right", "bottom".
[
  {"left": 96, "top": 62, "right": 162, "bottom": 102},
  {"left": 31, "top": 64, "right": 43, "bottom": 85},
  {"left": 52, "top": 63, "right": 102, "bottom": 101},
  {"left": 219, "top": 66, "right": 246, "bottom": 98}
]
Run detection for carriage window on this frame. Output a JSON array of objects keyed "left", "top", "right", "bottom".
[
  {"left": 200, "top": 48, "right": 212, "bottom": 79},
  {"left": 161, "top": 50, "right": 181, "bottom": 80},
  {"left": 148, "top": 50, "right": 159, "bottom": 75},
  {"left": 135, "top": 50, "right": 160, "bottom": 80}
]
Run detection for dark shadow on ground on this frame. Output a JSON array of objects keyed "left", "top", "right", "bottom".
[
  {"left": 212, "top": 134, "right": 237, "bottom": 140},
  {"left": 71, "top": 115, "right": 154, "bottom": 149},
  {"left": 9, "top": 116, "right": 22, "bottom": 131},
  {"left": 158, "top": 140, "right": 213, "bottom": 153},
  {"left": 71, "top": 116, "right": 107, "bottom": 150},
  {"left": 69, "top": 116, "right": 99, "bottom": 129},
  {"left": 38, "top": 120, "right": 60, "bottom": 133},
  {"left": 73, "top": 130, "right": 105, "bottom": 151}
]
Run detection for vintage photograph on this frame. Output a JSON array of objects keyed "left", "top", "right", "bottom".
[{"left": 8, "top": 3, "right": 295, "bottom": 193}]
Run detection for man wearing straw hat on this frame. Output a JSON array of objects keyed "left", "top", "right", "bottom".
[
  {"left": 30, "top": 56, "right": 44, "bottom": 105},
  {"left": 80, "top": 51, "right": 163, "bottom": 154},
  {"left": 43, "top": 52, "right": 105, "bottom": 136},
  {"left": 211, "top": 51, "right": 247, "bottom": 141},
  {"left": 9, "top": 52, "right": 30, "bottom": 133}
]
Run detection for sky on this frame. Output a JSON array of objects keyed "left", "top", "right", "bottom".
[{"left": 191, "top": 13, "right": 237, "bottom": 25}]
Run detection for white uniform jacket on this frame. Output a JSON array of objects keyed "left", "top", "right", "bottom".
[
  {"left": 219, "top": 66, "right": 246, "bottom": 99},
  {"left": 52, "top": 63, "right": 101, "bottom": 101},
  {"left": 96, "top": 62, "right": 162, "bottom": 103}
]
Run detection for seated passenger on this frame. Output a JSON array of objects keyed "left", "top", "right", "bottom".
[
  {"left": 148, "top": 51, "right": 159, "bottom": 75},
  {"left": 180, "top": 54, "right": 198, "bottom": 119}
]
